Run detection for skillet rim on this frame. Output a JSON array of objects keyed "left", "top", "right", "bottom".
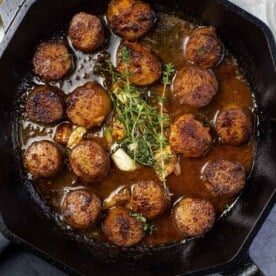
[{"left": 0, "top": 0, "right": 275, "bottom": 275}]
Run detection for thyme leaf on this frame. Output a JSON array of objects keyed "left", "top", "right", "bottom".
[
  {"left": 197, "top": 48, "right": 205, "bottom": 55},
  {"left": 119, "top": 46, "right": 131, "bottom": 64},
  {"left": 130, "top": 212, "right": 157, "bottom": 235},
  {"left": 155, "top": 63, "right": 175, "bottom": 181},
  {"left": 95, "top": 50, "right": 176, "bottom": 180}
]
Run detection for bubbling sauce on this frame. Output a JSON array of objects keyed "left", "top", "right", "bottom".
[{"left": 19, "top": 12, "right": 255, "bottom": 246}]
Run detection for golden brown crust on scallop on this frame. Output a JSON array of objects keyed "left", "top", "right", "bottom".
[
  {"left": 26, "top": 86, "right": 65, "bottom": 124},
  {"left": 69, "top": 140, "right": 109, "bottom": 183},
  {"left": 169, "top": 114, "right": 212, "bottom": 157},
  {"left": 215, "top": 106, "right": 253, "bottom": 145},
  {"left": 62, "top": 190, "right": 101, "bottom": 229},
  {"left": 102, "top": 206, "right": 144, "bottom": 247},
  {"left": 24, "top": 140, "right": 63, "bottom": 178},
  {"left": 130, "top": 180, "right": 169, "bottom": 219},
  {"left": 33, "top": 42, "right": 72, "bottom": 81},
  {"left": 68, "top": 12, "right": 105, "bottom": 52},
  {"left": 185, "top": 27, "right": 223, "bottom": 68},
  {"left": 116, "top": 41, "right": 162, "bottom": 86},
  {"left": 172, "top": 197, "right": 215, "bottom": 237},
  {"left": 66, "top": 82, "right": 112, "bottom": 129},
  {"left": 201, "top": 159, "right": 246, "bottom": 197},
  {"left": 107, "top": 0, "right": 154, "bottom": 41},
  {"left": 172, "top": 65, "right": 218, "bottom": 108}
]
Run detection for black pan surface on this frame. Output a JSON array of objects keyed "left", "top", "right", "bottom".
[{"left": 0, "top": 0, "right": 275, "bottom": 275}]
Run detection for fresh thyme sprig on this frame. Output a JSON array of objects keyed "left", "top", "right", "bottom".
[
  {"left": 119, "top": 46, "right": 131, "bottom": 64},
  {"left": 156, "top": 63, "right": 175, "bottom": 181},
  {"left": 130, "top": 212, "right": 157, "bottom": 235},
  {"left": 94, "top": 49, "right": 176, "bottom": 180},
  {"left": 162, "top": 63, "right": 175, "bottom": 85}
]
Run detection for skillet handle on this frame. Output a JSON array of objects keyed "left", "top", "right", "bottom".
[
  {"left": 0, "top": 0, "right": 26, "bottom": 32},
  {"left": 0, "top": 213, "right": 11, "bottom": 255},
  {"left": 0, "top": 233, "right": 10, "bottom": 254},
  {"left": 222, "top": 254, "right": 264, "bottom": 276}
]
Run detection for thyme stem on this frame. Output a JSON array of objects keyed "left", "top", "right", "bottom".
[
  {"left": 158, "top": 63, "right": 175, "bottom": 181},
  {"left": 95, "top": 50, "right": 175, "bottom": 180}
]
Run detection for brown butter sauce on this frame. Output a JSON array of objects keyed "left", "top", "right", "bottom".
[{"left": 19, "top": 12, "right": 255, "bottom": 246}]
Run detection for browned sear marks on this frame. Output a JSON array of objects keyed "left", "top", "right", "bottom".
[
  {"left": 68, "top": 12, "right": 105, "bottom": 52},
  {"left": 69, "top": 140, "right": 110, "bottom": 183},
  {"left": 185, "top": 27, "right": 223, "bottom": 68},
  {"left": 33, "top": 42, "right": 72, "bottom": 81},
  {"left": 201, "top": 159, "right": 246, "bottom": 197},
  {"left": 215, "top": 106, "right": 253, "bottom": 145},
  {"left": 172, "top": 198, "right": 216, "bottom": 237},
  {"left": 62, "top": 190, "right": 101, "bottom": 229},
  {"left": 116, "top": 41, "right": 162, "bottom": 86},
  {"left": 24, "top": 140, "right": 63, "bottom": 178},
  {"left": 130, "top": 180, "right": 169, "bottom": 219},
  {"left": 107, "top": 0, "right": 154, "bottom": 41},
  {"left": 66, "top": 82, "right": 112, "bottom": 129},
  {"left": 26, "top": 85, "right": 65, "bottom": 124},
  {"left": 172, "top": 65, "right": 218, "bottom": 108},
  {"left": 102, "top": 206, "right": 145, "bottom": 247},
  {"left": 169, "top": 114, "right": 213, "bottom": 158}
]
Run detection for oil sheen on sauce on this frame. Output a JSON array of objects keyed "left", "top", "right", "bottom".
[{"left": 19, "top": 13, "right": 256, "bottom": 246}]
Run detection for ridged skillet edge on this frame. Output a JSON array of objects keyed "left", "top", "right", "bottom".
[{"left": 0, "top": 0, "right": 275, "bottom": 275}]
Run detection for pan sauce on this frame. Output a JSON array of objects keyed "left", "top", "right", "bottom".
[{"left": 19, "top": 12, "right": 255, "bottom": 245}]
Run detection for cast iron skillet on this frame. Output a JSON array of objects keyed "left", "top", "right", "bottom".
[{"left": 0, "top": 0, "right": 275, "bottom": 275}]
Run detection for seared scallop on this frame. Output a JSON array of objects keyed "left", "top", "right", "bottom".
[
  {"left": 24, "top": 140, "right": 63, "bottom": 178},
  {"left": 102, "top": 206, "right": 144, "bottom": 247},
  {"left": 33, "top": 42, "right": 72, "bottom": 81},
  {"left": 185, "top": 27, "right": 223, "bottom": 68},
  {"left": 107, "top": 0, "right": 154, "bottom": 41},
  {"left": 215, "top": 106, "right": 253, "bottom": 145},
  {"left": 172, "top": 197, "right": 215, "bottom": 237},
  {"left": 169, "top": 114, "right": 212, "bottom": 158},
  {"left": 26, "top": 86, "right": 64, "bottom": 124},
  {"left": 201, "top": 159, "right": 246, "bottom": 197},
  {"left": 172, "top": 65, "right": 218, "bottom": 108},
  {"left": 116, "top": 41, "right": 162, "bottom": 86},
  {"left": 66, "top": 82, "right": 112, "bottom": 129},
  {"left": 62, "top": 189, "right": 101, "bottom": 229},
  {"left": 69, "top": 140, "right": 109, "bottom": 183},
  {"left": 130, "top": 180, "right": 169, "bottom": 219},
  {"left": 68, "top": 12, "right": 105, "bottom": 52}
]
